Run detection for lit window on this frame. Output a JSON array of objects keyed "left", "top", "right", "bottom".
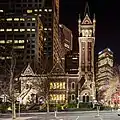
[
  {"left": 48, "top": 9, "right": 52, "bottom": 12},
  {"left": 14, "top": 18, "right": 19, "bottom": 21},
  {"left": 31, "top": 29, "right": 35, "bottom": 31},
  {"left": 48, "top": 28, "right": 51, "bottom": 31},
  {"left": 13, "top": 46, "right": 24, "bottom": 49},
  {"left": 19, "top": 40, "right": 24, "bottom": 43},
  {"left": 34, "top": 14, "right": 37, "bottom": 16},
  {"left": 6, "top": 29, "right": 12, "bottom": 31},
  {"left": 0, "top": 57, "right": 5, "bottom": 60},
  {"left": 14, "top": 40, "right": 18, "bottom": 43},
  {"left": 32, "top": 18, "right": 36, "bottom": 21},
  {"left": 0, "top": 40, "right": 5, "bottom": 43},
  {"left": 20, "top": 18, "right": 25, "bottom": 21},
  {"left": 0, "top": 29, "right": 4, "bottom": 31},
  {"left": 6, "top": 40, "right": 12, "bottom": 43},
  {"left": 0, "top": 10, "right": 3, "bottom": 12},
  {"left": 14, "top": 29, "right": 19, "bottom": 31},
  {"left": 39, "top": 9, "right": 42, "bottom": 11},
  {"left": 27, "top": 29, "right": 31, "bottom": 31},
  {"left": 27, "top": 10, "right": 32, "bottom": 13},
  {"left": 6, "top": 56, "right": 12, "bottom": 59},
  {"left": 6, "top": 18, "right": 12, "bottom": 21},
  {"left": 20, "top": 29, "right": 25, "bottom": 32},
  {"left": 27, "top": 18, "right": 31, "bottom": 21},
  {"left": 44, "top": 28, "right": 47, "bottom": 30},
  {"left": 34, "top": 9, "right": 38, "bottom": 12},
  {"left": 44, "top": 9, "right": 47, "bottom": 12}
]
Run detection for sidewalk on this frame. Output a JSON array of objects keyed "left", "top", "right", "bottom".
[{"left": 0, "top": 117, "right": 32, "bottom": 120}]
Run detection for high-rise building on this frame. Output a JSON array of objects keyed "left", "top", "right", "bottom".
[
  {"left": 65, "top": 51, "right": 79, "bottom": 74},
  {"left": 0, "top": 14, "right": 44, "bottom": 74},
  {"left": 59, "top": 24, "right": 73, "bottom": 53},
  {"left": 59, "top": 24, "right": 73, "bottom": 70},
  {"left": 96, "top": 48, "right": 113, "bottom": 103},
  {"left": 0, "top": 0, "right": 61, "bottom": 73},
  {"left": 78, "top": 4, "right": 96, "bottom": 103}
]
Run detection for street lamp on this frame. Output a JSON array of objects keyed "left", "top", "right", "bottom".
[
  {"left": 17, "top": 97, "right": 22, "bottom": 119},
  {"left": 77, "top": 97, "right": 79, "bottom": 108}
]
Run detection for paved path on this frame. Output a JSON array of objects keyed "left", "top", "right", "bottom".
[{"left": 0, "top": 111, "right": 120, "bottom": 120}]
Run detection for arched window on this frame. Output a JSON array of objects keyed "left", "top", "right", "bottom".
[
  {"left": 82, "top": 94, "right": 89, "bottom": 103},
  {"left": 86, "top": 95, "right": 89, "bottom": 102},
  {"left": 83, "top": 96, "right": 85, "bottom": 102},
  {"left": 71, "top": 82, "right": 75, "bottom": 89},
  {"left": 71, "top": 94, "right": 75, "bottom": 100}
]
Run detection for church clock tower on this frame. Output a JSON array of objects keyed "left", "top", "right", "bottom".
[{"left": 78, "top": 3, "right": 96, "bottom": 104}]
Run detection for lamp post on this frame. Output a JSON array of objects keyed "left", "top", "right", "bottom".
[
  {"left": 77, "top": 97, "right": 79, "bottom": 108},
  {"left": 55, "top": 99, "right": 58, "bottom": 118}
]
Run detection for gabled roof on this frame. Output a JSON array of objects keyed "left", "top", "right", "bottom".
[
  {"left": 21, "top": 64, "right": 35, "bottom": 76},
  {"left": 49, "top": 59, "right": 65, "bottom": 75},
  {"left": 81, "top": 14, "right": 92, "bottom": 25}
]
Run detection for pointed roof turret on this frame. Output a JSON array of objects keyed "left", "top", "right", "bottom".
[
  {"left": 81, "top": 2, "right": 92, "bottom": 25},
  {"left": 84, "top": 2, "right": 90, "bottom": 16}
]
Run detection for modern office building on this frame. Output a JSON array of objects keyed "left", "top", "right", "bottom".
[
  {"left": 59, "top": 24, "right": 73, "bottom": 70},
  {"left": 65, "top": 51, "right": 79, "bottom": 74},
  {"left": 0, "top": 0, "right": 62, "bottom": 73},
  {"left": 0, "top": 14, "right": 44, "bottom": 75},
  {"left": 96, "top": 48, "right": 113, "bottom": 104}
]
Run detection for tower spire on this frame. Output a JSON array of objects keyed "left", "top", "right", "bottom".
[
  {"left": 84, "top": 2, "right": 90, "bottom": 16},
  {"left": 78, "top": 14, "right": 81, "bottom": 36}
]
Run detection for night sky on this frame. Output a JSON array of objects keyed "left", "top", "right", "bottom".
[{"left": 60, "top": 0, "right": 120, "bottom": 64}]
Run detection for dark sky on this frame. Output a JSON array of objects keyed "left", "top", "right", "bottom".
[{"left": 60, "top": 0, "right": 120, "bottom": 64}]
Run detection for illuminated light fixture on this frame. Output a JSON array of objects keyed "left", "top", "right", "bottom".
[
  {"left": 20, "top": 18, "right": 25, "bottom": 21},
  {"left": 0, "top": 10, "right": 3, "bottom": 12},
  {"left": 39, "top": 14, "right": 41, "bottom": 17},
  {"left": 0, "top": 29, "right": 4, "bottom": 31},
  {"left": 108, "top": 48, "right": 111, "bottom": 52},
  {"left": 6, "top": 18, "right": 12, "bottom": 21},
  {"left": 14, "top": 18, "right": 19, "bottom": 21},
  {"left": 32, "top": 18, "right": 36, "bottom": 21},
  {"left": 34, "top": 14, "right": 37, "bottom": 16},
  {"left": 6, "top": 29, "right": 12, "bottom": 31},
  {"left": 48, "top": 9, "right": 52, "bottom": 12},
  {"left": 27, "top": 29, "right": 30, "bottom": 31},
  {"left": 44, "top": 38, "right": 46, "bottom": 41},
  {"left": 44, "top": 9, "right": 47, "bottom": 12},
  {"left": 31, "top": 29, "right": 35, "bottom": 31},
  {"left": 34, "top": 9, "right": 38, "bottom": 12},
  {"left": 14, "top": 29, "right": 19, "bottom": 31},
  {"left": 98, "top": 51, "right": 102, "bottom": 55},
  {"left": 44, "top": 28, "right": 47, "bottom": 30},
  {"left": 59, "top": 24, "right": 62, "bottom": 27},
  {"left": 27, "top": 10, "right": 32, "bottom": 13},
  {"left": 39, "top": 9, "right": 42, "bottom": 11}
]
